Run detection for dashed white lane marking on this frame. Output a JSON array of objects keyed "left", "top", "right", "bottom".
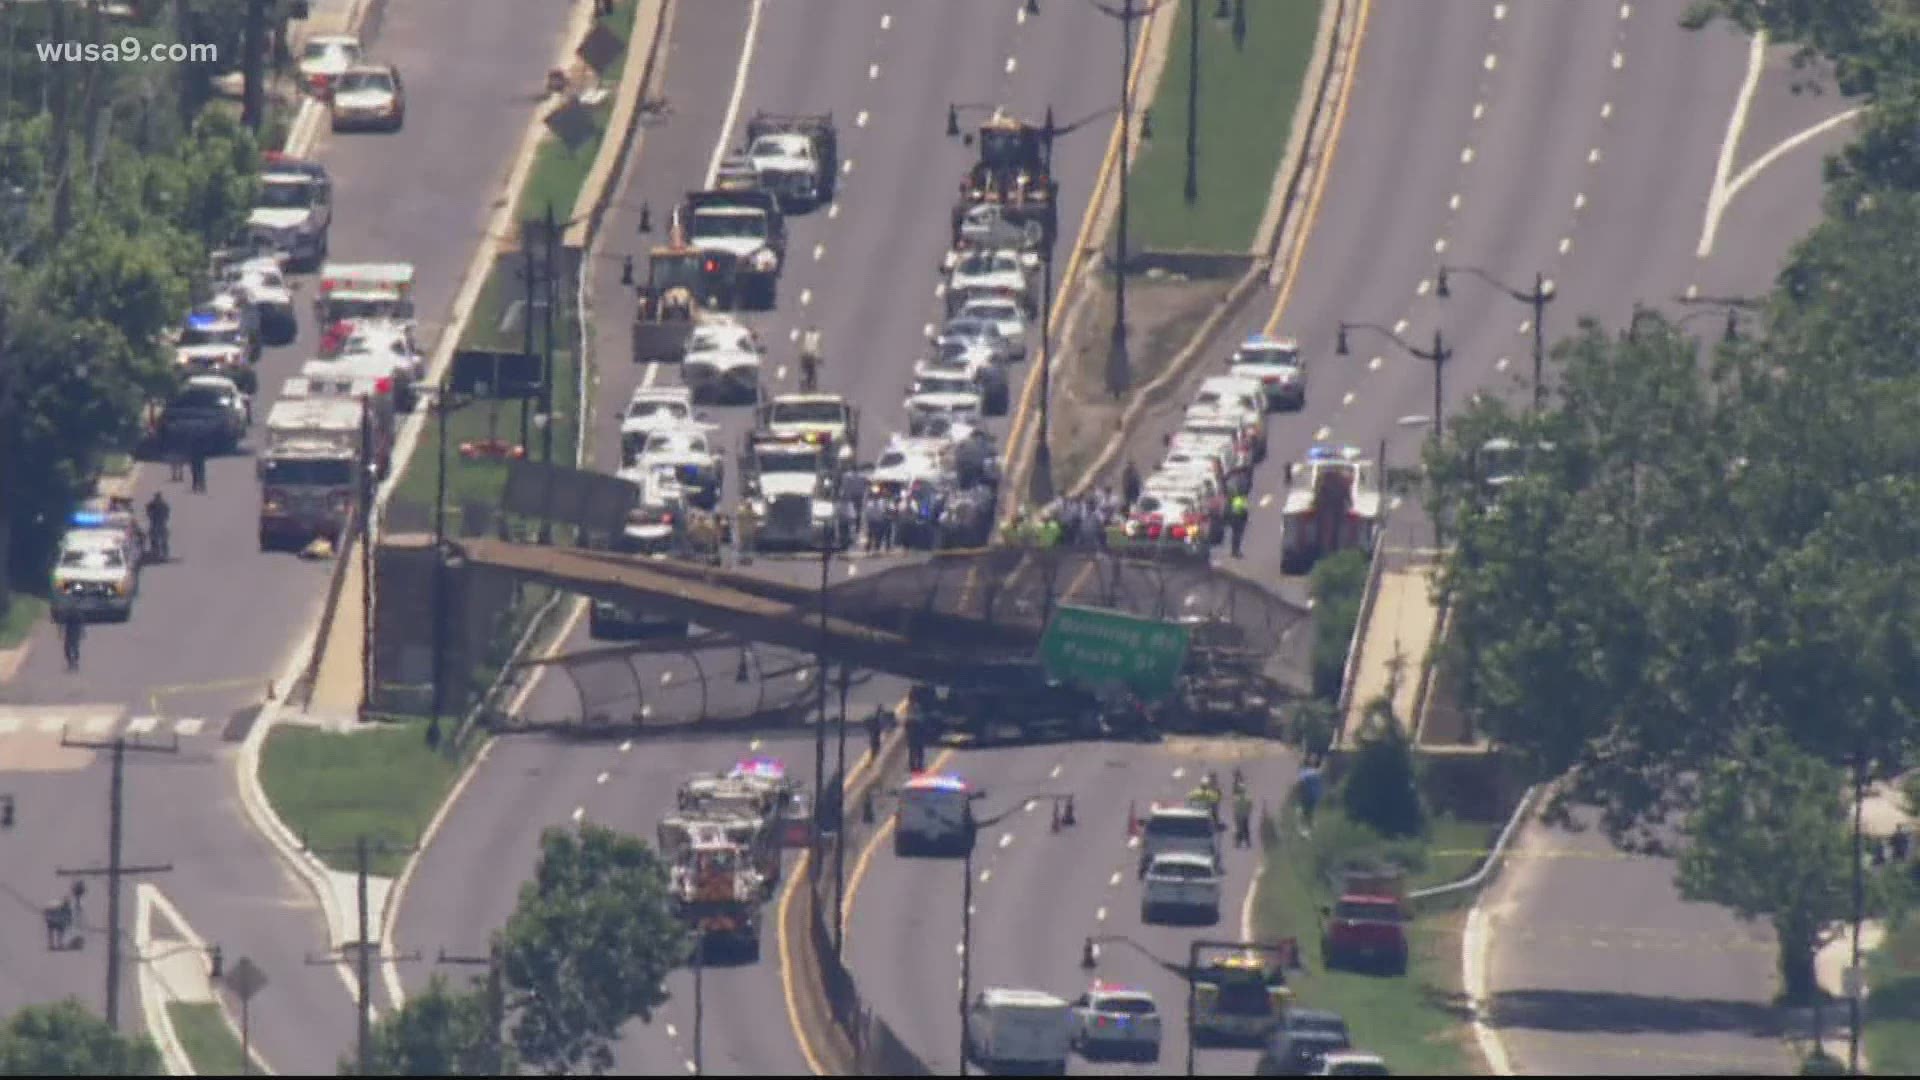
[
  {"left": 935, "top": 282, "right": 947, "bottom": 298},
  {"left": 1558, "top": 236, "right": 1573, "bottom": 254},
  {"left": 1619, "top": 2, "right": 1631, "bottom": 17},
  {"left": 662, "top": 671, "right": 674, "bottom": 684},
  {"left": 842, "top": 158, "right": 854, "bottom": 174},
  {"left": 642, "top": 705, "right": 654, "bottom": 719},
  {"left": 36, "top": 716, "right": 62, "bottom": 734},
  {"left": 1493, "top": 1, "right": 1507, "bottom": 18},
  {"left": 1518, "top": 319, "right": 1532, "bottom": 334},
  {"left": 125, "top": 715, "right": 158, "bottom": 736},
  {"left": 1495, "top": 357, "right": 1511, "bottom": 372},
  {"left": 1258, "top": 492, "right": 1274, "bottom": 508},
  {"left": 1390, "top": 495, "right": 1405, "bottom": 511},
  {"left": 667, "top": 1024, "right": 679, "bottom": 1038},
  {"left": 868, "top": 62, "right": 880, "bottom": 79},
  {"left": 596, "top": 771, "right": 609, "bottom": 784},
  {"left": 1023, "top": 799, "right": 1037, "bottom": 814},
  {"left": 1005, "top": 56, "right": 1018, "bottom": 74},
  {"left": 855, "top": 110, "right": 869, "bottom": 128},
  {"left": 1685, "top": 283, "right": 1700, "bottom": 299},
  {"left": 998, "top": 832, "right": 1013, "bottom": 849},
  {"left": 173, "top": 718, "right": 204, "bottom": 737},
  {"left": 571, "top": 806, "right": 585, "bottom": 823},
  {"left": 1574, "top": 192, "right": 1587, "bottom": 210},
  {"left": 979, "top": 869, "right": 992, "bottom": 883},
  {"left": 1611, "top": 50, "right": 1624, "bottom": 70},
  {"left": 1601, "top": 102, "right": 1613, "bottom": 120},
  {"left": 956, "top": 941, "right": 967, "bottom": 955},
  {"left": 813, "top": 243, "right": 825, "bottom": 261},
  {"left": 1416, "top": 279, "right": 1431, "bottom": 296},
  {"left": 1109, "top": 871, "right": 1123, "bottom": 887},
  {"left": 620, "top": 739, "right": 633, "bottom": 752},
  {"left": 0, "top": 715, "right": 23, "bottom": 736},
  {"left": 684, "top": 1061, "right": 696, "bottom": 1075},
  {"left": 1049, "top": 764, "right": 1062, "bottom": 779},
  {"left": 1483, "top": 53, "right": 1497, "bottom": 71},
  {"left": 1461, "top": 146, "right": 1475, "bottom": 164},
  {"left": 800, "top": 288, "right": 813, "bottom": 305},
  {"left": 1128, "top": 836, "right": 1140, "bottom": 849},
  {"left": 923, "top": 322, "right": 936, "bottom": 337},
  {"left": 1096, "top": 906, "right": 1108, "bottom": 921},
  {"left": 1314, "top": 425, "right": 1332, "bottom": 440},
  {"left": 1588, "top": 147, "right": 1602, "bottom": 163},
  {"left": 1448, "top": 193, "right": 1461, "bottom": 211},
  {"left": 1394, "top": 318, "right": 1410, "bottom": 335},
  {"left": 1341, "top": 391, "right": 1356, "bottom": 406},
  {"left": 78, "top": 714, "right": 115, "bottom": 737},
  {"left": 1368, "top": 355, "right": 1383, "bottom": 371},
  {"left": 880, "top": 12, "right": 891, "bottom": 29},
  {"left": 1435, "top": 237, "right": 1449, "bottom": 253},
  {"left": 1472, "top": 102, "right": 1485, "bottom": 121},
  {"left": 749, "top": 738, "right": 762, "bottom": 751},
  {"left": 1172, "top": 766, "right": 1186, "bottom": 780},
  {"left": 828, "top": 203, "right": 841, "bottom": 219}
]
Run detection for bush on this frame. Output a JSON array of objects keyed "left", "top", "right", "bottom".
[
  {"left": 1799, "top": 1050, "right": 1847, "bottom": 1075},
  {"left": 1307, "top": 811, "right": 1430, "bottom": 893},
  {"left": 1341, "top": 697, "right": 1426, "bottom": 839},
  {"left": 1309, "top": 550, "right": 1369, "bottom": 700}
]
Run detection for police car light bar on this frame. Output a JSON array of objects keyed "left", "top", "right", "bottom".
[
  {"left": 70, "top": 512, "right": 109, "bottom": 527},
  {"left": 906, "top": 772, "right": 970, "bottom": 792}
]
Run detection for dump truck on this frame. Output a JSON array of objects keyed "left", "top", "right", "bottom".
[
  {"left": 658, "top": 820, "right": 765, "bottom": 960},
  {"left": 1278, "top": 444, "right": 1383, "bottom": 575},
  {"left": 681, "top": 189, "right": 786, "bottom": 309},
  {"left": 952, "top": 110, "right": 1058, "bottom": 249}
]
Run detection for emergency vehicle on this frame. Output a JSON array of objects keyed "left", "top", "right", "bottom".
[
  {"left": 893, "top": 772, "right": 976, "bottom": 857},
  {"left": 659, "top": 819, "right": 765, "bottom": 960},
  {"left": 1279, "top": 445, "right": 1383, "bottom": 575},
  {"left": 51, "top": 515, "right": 140, "bottom": 622},
  {"left": 1192, "top": 949, "right": 1296, "bottom": 1046},
  {"left": 285, "top": 367, "right": 397, "bottom": 476},
  {"left": 314, "top": 262, "right": 416, "bottom": 326},
  {"left": 258, "top": 396, "right": 364, "bottom": 550}
]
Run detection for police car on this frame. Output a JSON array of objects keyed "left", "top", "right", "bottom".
[
  {"left": 1069, "top": 982, "right": 1162, "bottom": 1061},
  {"left": 51, "top": 512, "right": 141, "bottom": 621}
]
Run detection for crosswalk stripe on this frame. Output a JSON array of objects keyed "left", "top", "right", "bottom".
[
  {"left": 78, "top": 714, "right": 116, "bottom": 737},
  {"left": 125, "top": 716, "right": 159, "bottom": 736},
  {"left": 35, "top": 716, "right": 64, "bottom": 735},
  {"left": 0, "top": 716, "right": 18, "bottom": 735},
  {"left": 172, "top": 718, "right": 205, "bottom": 737}
]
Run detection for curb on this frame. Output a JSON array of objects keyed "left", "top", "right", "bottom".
[{"left": 1064, "top": 0, "right": 1364, "bottom": 497}]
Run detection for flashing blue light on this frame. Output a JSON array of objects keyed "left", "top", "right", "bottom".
[
  {"left": 1242, "top": 334, "right": 1274, "bottom": 348},
  {"left": 678, "top": 464, "right": 702, "bottom": 482},
  {"left": 1307, "top": 445, "right": 1337, "bottom": 462},
  {"left": 910, "top": 772, "right": 970, "bottom": 793},
  {"left": 730, "top": 756, "right": 784, "bottom": 780},
  {"left": 186, "top": 313, "right": 221, "bottom": 329},
  {"left": 70, "top": 511, "right": 109, "bottom": 527}
]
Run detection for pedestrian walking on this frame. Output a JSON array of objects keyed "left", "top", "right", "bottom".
[
  {"left": 1228, "top": 491, "right": 1250, "bottom": 557},
  {"left": 866, "top": 704, "right": 886, "bottom": 759},
  {"left": 1233, "top": 788, "right": 1254, "bottom": 848},
  {"left": 1122, "top": 461, "right": 1142, "bottom": 508},
  {"left": 905, "top": 712, "right": 926, "bottom": 772},
  {"left": 60, "top": 613, "right": 85, "bottom": 672},
  {"left": 863, "top": 498, "right": 884, "bottom": 554},
  {"left": 189, "top": 444, "right": 208, "bottom": 493},
  {"left": 1297, "top": 765, "right": 1324, "bottom": 830}
]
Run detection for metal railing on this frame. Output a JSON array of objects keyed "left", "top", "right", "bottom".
[
  {"left": 1408, "top": 783, "right": 1540, "bottom": 913},
  {"left": 1333, "top": 529, "right": 1388, "bottom": 745}
]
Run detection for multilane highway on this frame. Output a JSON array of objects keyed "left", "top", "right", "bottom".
[
  {"left": 392, "top": 0, "right": 1131, "bottom": 1073},
  {"left": 0, "top": 0, "right": 575, "bottom": 1071}
]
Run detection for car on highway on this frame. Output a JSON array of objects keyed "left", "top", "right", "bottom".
[
  {"left": 680, "top": 320, "right": 765, "bottom": 404},
  {"left": 214, "top": 254, "right": 298, "bottom": 344},
  {"left": 173, "top": 307, "right": 257, "bottom": 392},
  {"left": 905, "top": 372, "right": 985, "bottom": 434},
  {"left": 944, "top": 248, "right": 1039, "bottom": 313},
  {"left": 298, "top": 33, "right": 363, "bottom": 96},
  {"left": 1180, "top": 409, "right": 1259, "bottom": 474},
  {"left": 1145, "top": 469, "right": 1224, "bottom": 538},
  {"left": 1166, "top": 431, "right": 1241, "bottom": 485},
  {"left": 955, "top": 295, "right": 1029, "bottom": 359},
  {"left": 1229, "top": 333, "right": 1308, "bottom": 411},
  {"left": 250, "top": 156, "right": 333, "bottom": 270},
  {"left": 329, "top": 63, "right": 405, "bottom": 132},
  {"left": 892, "top": 771, "right": 976, "bottom": 856},
  {"left": 620, "top": 387, "right": 699, "bottom": 463},
  {"left": 917, "top": 348, "right": 1008, "bottom": 416},
  {"left": 51, "top": 522, "right": 139, "bottom": 622},
  {"left": 1135, "top": 803, "right": 1221, "bottom": 876},
  {"left": 1257, "top": 1013, "right": 1353, "bottom": 1075},
  {"left": 634, "top": 427, "right": 724, "bottom": 509},
  {"left": 1191, "top": 375, "right": 1268, "bottom": 460},
  {"left": 744, "top": 131, "right": 824, "bottom": 206},
  {"left": 955, "top": 200, "right": 1046, "bottom": 250},
  {"left": 1069, "top": 982, "right": 1161, "bottom": 1062},
  {"left": 1141, "top": 851, "right": 1222, "bottom": 924},
  {"left": 157, "top": 374, "right": 251, "bottom": 454},
  {"left": 870, "top": 437, "right": 952, "bottom": 497},
  {"left": 1313, "top": 1050, "right": 1389, "bottom": 1075}
]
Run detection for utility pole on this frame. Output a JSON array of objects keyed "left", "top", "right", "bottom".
[
  {"left": 1184, "top": 0, "right": 1199, "bottom": 204},
  {"left": 691, "top": 930, "right": 706, "bottom": 1075},
  {"left": 541, "top": 201, "right": 558, "bottom": 469},
  {"left": 437, "top": 940, "right": 506, "bottom": 1074},
  {"left": 242, "top": 0, "right": 267, "bottom": 131},
  {"left": 1031, "top": 188, "right": 1057, "bottom": 508},
  {"left": 811, "top": 537, "right": 830, "bottom": 881},
  {"left": 56, "top": 735, "right": 177, "bottom": 1030},
  {"left": 519, "top": 234, "right": 536, "bottom": 454},
  {"left": 47, "top": 0, "right": 73, "bottom": 239},
  {"left": 1108, "top": 0, "right": 1137, "bottom": 398},
  {"left": 1851, "top": 748, "right": 1866, "bottom": 1074},
  {"left": 832, "top": 665, "right": 851, "bottom": 959},
  {"left": 432, "top": 376, "right": 450, "bottom": 742},
  {"left": 303, "top": 835, "right": 422, "bottom": 1073},
  {"left": 358, "top": 397, "right": 375, "bottom": 719}
]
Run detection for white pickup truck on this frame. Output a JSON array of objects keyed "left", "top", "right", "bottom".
[{"left": 1141, "top": 851, "right": 1223, "bottom": 924}]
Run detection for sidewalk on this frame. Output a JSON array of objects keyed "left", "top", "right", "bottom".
[
  {"left": 1341, "top": 553, "right": 1439, "bottom": 739},
  {"left": 308, "top": 551, "right": 365, "bottom": 714}
]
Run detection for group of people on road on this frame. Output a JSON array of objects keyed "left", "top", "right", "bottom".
[
  {"left": 994, "top": 458, "right": 1256, "bottom": 557},
  {"left": 1188, "top": 768, "right": 1258, "bottom": 848}
]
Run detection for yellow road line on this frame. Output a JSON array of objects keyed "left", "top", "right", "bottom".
[
  {"left": 1263, "top": 0, "right": 1375, "bottom": 337},
  {"left": 148, "top": 676, "right": 272, "bottom": 716}
]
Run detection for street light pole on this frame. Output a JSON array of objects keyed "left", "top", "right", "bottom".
[
  {"left": 1033, "top": 228, "right": 1057, "bottom": 506},
  {"left": 1108, "top": 0, "right": 1138, "bottom": 398},
  {"left": 959, "top": 827, "right": 977, "bottom": 1077},
  {"left": 1435, "top": 265, "right": 1554, "bottom": 410},
  {"left": 812, "top": 537, "right": 829, "bottom": 882},
  {"left": 832, "top": 664, "right": 851, "bottom": 959},
  {"left": 431, "top": 379, "right": 449, "bottom": 737},
  {"left": 1851, "top": 748, "right": 1865, "bottom": 1074},
  {"left": 1336, "top": 321, "right": 1451, "bottom": 441},
  {"left": 1184, "top": 0, "right": 1199, "bottom": 204}
]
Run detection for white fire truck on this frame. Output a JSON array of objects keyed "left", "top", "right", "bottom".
[
  {"left": 258, "top": 397, "right": 363, "bottom": 550},
  {"left": 658, "top": 819, "right": 766, "bottom": 960},
  {"left": 314, "top": 261, "right": 416, "bottom": 327}
]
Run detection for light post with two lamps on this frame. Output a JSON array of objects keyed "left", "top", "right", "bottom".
[
  {"left": 1435, "top": 265, "right": 1555, "bottom": 410},
  {"left": 1626, "top": 298, "right": 1748, "bottom": 344},
  {"left": 1335, "top": 322, "right": 1453, "bottom": 441}
]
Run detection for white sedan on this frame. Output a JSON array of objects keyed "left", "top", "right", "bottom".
[
  {"left": 297, "top": 34, "right": 363, "bottom": 96},
  {"left": 636, "top": 428, "right": 724, "bottom": 508},
  {"left": 956, "top": 296, "right": 1029, "bottom": 359},
  {"left": 904, "top": 373, "right": 984, "bottom": 435},
  {"left": 944, "top": 248, "right": 1038, "bottom": 312},
  {"left": 681, "top": 322, "right": 765, "bottom": 404},
  {"left": 1070, "top": 983, "right": 1162, "bottom": 1062}
]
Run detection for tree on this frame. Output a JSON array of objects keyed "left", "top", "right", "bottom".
[
  {"left": 1340, "top": 694, "right": 1425, "bottom": 839},
  {"left": 1678, "top": 735, "right": 1850, "bottom": 1001},
  {"left": 1308, "top": 548, "right": 1368, "bottom": 701},
  {"left": 502, "top": 825, "right": 688, "bottom": 1076},
  {"left": 351, "top": 974, "right": 508, "bottom": 1076},
  {"left": 0, "top": 998, "right": 162, "bottom": 1075}
]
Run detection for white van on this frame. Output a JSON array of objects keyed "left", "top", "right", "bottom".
[
  {"left": 967, "top": 987, "right": 1072, "bottom": 1075},
  {"left": 894, "top": 772, "right": 976, "bottom": 857}
]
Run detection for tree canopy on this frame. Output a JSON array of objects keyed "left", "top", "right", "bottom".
[
  {"left": 352, "top": 974, "right": 509, "bottom": 1077},
  {"left": 0, "top": 999, "right": 162, "bottom": 1076},
  {"left": 502, "top": 825, "right": 688, "bottom": 1076}
]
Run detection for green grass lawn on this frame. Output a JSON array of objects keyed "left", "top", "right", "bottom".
[
  {"left": 1128, "top": 0, "right": 1325, "bottom": 252},
  {"left": 1254, "top": 805, "right": 1479, "bottom": 1075},
  {"left": 259, "top": 717, "right": 467, "bottom": 876},
  {"left": 1866, "top": 914, "right": 1920, "bottom": 1074},
  {"left": 0, "top": 593, "right": 47, "bottom": 650},
  {"left": 168, "top": 1002, "right": 256, "bottom": 1075}
]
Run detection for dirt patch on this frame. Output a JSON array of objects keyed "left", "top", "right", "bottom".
[{"left": 1047, "top": 275, "right": 1234, "bottom": 490}]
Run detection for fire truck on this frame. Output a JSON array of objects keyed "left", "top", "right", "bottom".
[
  {"left": 1278, "top": 445, "right": 1383, "bottom": 575},
  {"left": 676, "top": 757, "right": 812, "bottom": 883},
  {"left": 257, "top": 396, "right": 364, "bottom": 551},
  {"left": 659, "top": 820, "right": 765, "bottom": 960}
]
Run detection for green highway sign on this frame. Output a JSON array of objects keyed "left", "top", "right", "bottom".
[{"left": 1038, "top": 604, "right": 1191, "bottom": 700}]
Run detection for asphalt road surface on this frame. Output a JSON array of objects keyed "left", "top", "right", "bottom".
[
  {"left": 395, "top": 0, "right": 1134, "bottom": 1072},
  {"left": 0, "top": 0, "right": 574, "bottom": 1070}
]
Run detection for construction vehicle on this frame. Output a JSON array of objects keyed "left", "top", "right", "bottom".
[
  {"left": 1191, "top": 948, "right": 1297, "bottom": 1046},
  {"left": 742, "top": 111, "right": 838, "bottom": 209},
  {"left": 1278, "top": 445, "right": 1383, "bottom": 576},
  {"left": 952, "top": 110, "right": 1058, "bottom": 250},
  {"left": 681, "top": 189, "right": 786, "bottom": 309},
  {"left": 257, "top": 396, "right": 364, "bottom": 551},
  {"left": 630, "top": 221, "right": 742, "bottom": 363},
  {"left": 658, "top": 819, "right": 765, "bottom": 960},
  {"left": 756, "top": 393, "right": 858, "bottom": 465}
]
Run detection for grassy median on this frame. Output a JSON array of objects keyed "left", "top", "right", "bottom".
[
  {"left": 260, "top": 717, "right": 468, "bottom": 877},
  {"left": 1866, "top": 914, "right": 1920, "bottom": 1073},
  {"left": 167, "top": 1002, "right": 254, "bottom": 1075},
  {"left": 1253, "top": 804, "right": 1487, "bottom": 1075},
  {"left": 1127, "top": 0, "right": 1325, "bottom": 252}
]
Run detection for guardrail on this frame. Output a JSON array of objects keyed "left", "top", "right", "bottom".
[
  {"left": 1333, "top": 530, "right": 1387, "bottom": 745},
  {"left": 1408, "top": 783, "right": 1540, "bottom": 913}
]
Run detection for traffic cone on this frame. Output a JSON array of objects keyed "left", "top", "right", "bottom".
[{"left": 1062, "top": 796, "right": 1076, "bottom": 827}]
